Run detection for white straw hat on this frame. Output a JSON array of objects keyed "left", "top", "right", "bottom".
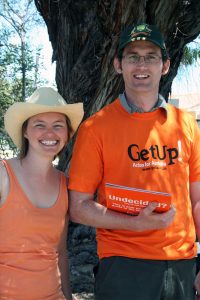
[{"left": 4, "top": 87, "right": 84, "bottom": 149}]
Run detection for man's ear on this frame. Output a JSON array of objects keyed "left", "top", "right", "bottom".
[
  {"left": 162, "top": 59, "right": 170, "bottom": 75},
  {"left": 113, "top": 56, "right": 122, "bottom": 74}
]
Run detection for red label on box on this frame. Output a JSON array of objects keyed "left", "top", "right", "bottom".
[{"left": 105, "top": 183, "right": 171, "bottom": 215}]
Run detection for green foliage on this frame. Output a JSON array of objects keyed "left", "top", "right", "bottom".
[
  {"left": 181, "top": 44, "right": 200, "bottom": 66},
  {"left": 0, "top": 79, "right": 17, "bottom": 157}
]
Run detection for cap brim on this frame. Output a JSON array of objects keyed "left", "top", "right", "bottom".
[{"left": 118, "top": 37, "right": 167, "bottom": 57}]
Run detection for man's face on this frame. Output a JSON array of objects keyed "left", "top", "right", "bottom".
[{"left": 114, "top": 40, "right": 170, "bottom": 95}]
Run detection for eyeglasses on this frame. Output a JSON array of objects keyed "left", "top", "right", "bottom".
[{"left": 122, "top": 54, "right": 162, "bottom": 64}]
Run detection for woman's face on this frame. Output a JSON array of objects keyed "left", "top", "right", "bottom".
[{"left": 24, "top": 112, "right": 68, "bottom": 158}]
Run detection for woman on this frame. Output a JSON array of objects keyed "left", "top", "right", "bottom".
[{"left": 0, "top": 87, "right": 83, "bottom": 300}]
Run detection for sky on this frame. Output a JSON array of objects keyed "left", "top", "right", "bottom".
[
  {"left": 172, "top": 62, "right": 200, "bottom": 95},
  {"left": 171, "top": 38, "right": 200, "bottom": 95},
  {"left": 30, "top": 27, "right": 56, "bottom": 86}
]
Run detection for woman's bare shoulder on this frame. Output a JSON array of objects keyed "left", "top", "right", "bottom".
[
  {"left": 0, "top": 157, "right": 15, "bottom": 174},
  {"left": 0, "top": 159, "right": 10, "bottom": 205},
  {"left": 0, "top": 159, "right": 7, "bottom": 176}
]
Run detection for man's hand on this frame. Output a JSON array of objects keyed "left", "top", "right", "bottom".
[{"left": 134, "top": 202, "right": 176, "bottom": 231}]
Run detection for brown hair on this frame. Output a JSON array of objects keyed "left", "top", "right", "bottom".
[{"left": 19, "top": 115, "right": 73, "bottom": 159}]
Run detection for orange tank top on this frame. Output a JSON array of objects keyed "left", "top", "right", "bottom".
[{"left": 0, "top": 160, "right": 68, "bottom": 300}]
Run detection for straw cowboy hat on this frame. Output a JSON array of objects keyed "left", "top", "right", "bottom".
[{"left": 4, "top": 87, "right": 84, "bottom": 149}]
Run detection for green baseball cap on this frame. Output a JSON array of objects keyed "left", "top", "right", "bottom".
[{"left": 118, "top": 23, "right": 168, "bottom": 59}]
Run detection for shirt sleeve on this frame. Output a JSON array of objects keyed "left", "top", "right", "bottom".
[
  {"left": 189, "top": 117, "right": 200, "bottom": 182},
  {"left": 68, "top": 121, "right": 104, "bottom": 193}
]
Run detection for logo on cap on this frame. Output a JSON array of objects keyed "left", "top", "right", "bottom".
[{"left": 131, "top": 24, "right": 152, "bottom": 39}]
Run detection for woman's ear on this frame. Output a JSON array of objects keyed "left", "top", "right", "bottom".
[
  {"left": 162, "top": 59, "right": 170, "bottom": 75},
  {"left": 113, "top": 56, "right": 122, "bottom": 74}
]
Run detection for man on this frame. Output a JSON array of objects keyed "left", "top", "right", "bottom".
[{"left": 68, "top": 23, "right": 200, "bottom": 300}]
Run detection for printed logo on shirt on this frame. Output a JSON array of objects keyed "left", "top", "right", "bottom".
[{"left": 127, "top": 140, "right": 182, "bottom": 170}]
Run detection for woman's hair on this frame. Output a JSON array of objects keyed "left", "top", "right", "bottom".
[{"left": 19, "top": 115, "right": 73, "bottom": 160}]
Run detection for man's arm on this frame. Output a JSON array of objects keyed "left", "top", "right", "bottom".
[
  {"left": 69, "top": 190, "right": 176, "bottom": 232},
  {"left": 190, "top": 181, "right": 200, "bottom": 297},
  {"left": 191, "top": 181, "right": 200, "bottom": 238}
]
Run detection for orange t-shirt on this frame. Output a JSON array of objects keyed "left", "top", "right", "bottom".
[
  {"left": 0, "top": 160, "right": 67, "bottom": 300},
  {"left": 69, "top": 99, "right": 200, "bottom": 260}
]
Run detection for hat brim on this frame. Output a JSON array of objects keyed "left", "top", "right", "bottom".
[{"left": 4, "top": 102, "right": 84, "bottom": 149}]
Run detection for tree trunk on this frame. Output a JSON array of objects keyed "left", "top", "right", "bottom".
[{"left": 35, "top": 0, "right": 200, "bottom": 293}]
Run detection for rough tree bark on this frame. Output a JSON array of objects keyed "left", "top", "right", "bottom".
[{"left": 35, "top": 0, "right": 200, "bottom": 293}]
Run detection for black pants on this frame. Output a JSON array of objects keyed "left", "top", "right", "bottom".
[{"left": 94, "top": 256, "right": 196, "bottom": 300}]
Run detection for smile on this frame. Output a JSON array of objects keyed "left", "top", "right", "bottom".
[
  {"left": 134, "top": 74, "right": 149, "bottom": 79},
  {"left": 40, "top": 140, "right": 58, "bottom": 146}
]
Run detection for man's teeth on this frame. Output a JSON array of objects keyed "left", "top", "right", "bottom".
[
  {"left": 135, "top": 75, "right": 149, "bottom": 78},
  {"left": 41, "top": 140, "right": 57, "bottom": 145}
]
